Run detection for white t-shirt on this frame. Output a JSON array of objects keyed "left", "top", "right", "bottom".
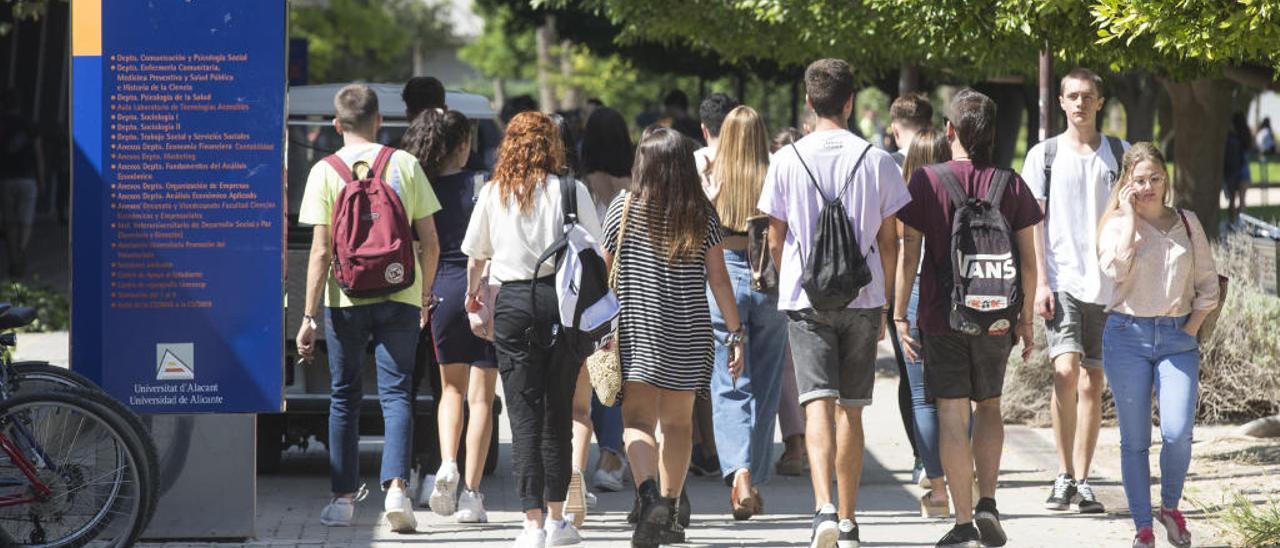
[
  {"left": 461, "top": 174, "right": 602, "bottom": 283},
  {"left": 1020, "top": 135, "right": 1129, "bottom": 305},
  {"left": 758, "top": 129, "right": 911, "bottom": 311}
]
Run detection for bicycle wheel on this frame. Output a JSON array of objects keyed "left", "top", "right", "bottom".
[
  {"left": 6, "top": 365, "right": 160, "bottom": 527},
  {"left": 0, "top": 389, "right": 150, "bottom": 547}
]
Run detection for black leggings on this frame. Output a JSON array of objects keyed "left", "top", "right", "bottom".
[{"left": 492, "top": 278, "right": 583, "bottom": 511}]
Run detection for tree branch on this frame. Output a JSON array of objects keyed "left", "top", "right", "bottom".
[{"left": 1223, "top": 65, "right": 1280, "bottom": 92}]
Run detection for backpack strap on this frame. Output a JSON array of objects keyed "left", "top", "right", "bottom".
[
  {"left": 789, "top": 143, "right": 830, "bottom": 202},
  {"left": 836, "top": 145, "right": 874, "bottom": 201},
  {"left": 1042, "top": 136, "right": 1057, "bottom": 208},
  {"left": 985, "top": 169, "right": 1012, "bottom": 210},
  {"left": 789, "top": 142, "right": 873, "bottom": 204},
  {"left": 369, "top": 145, "right": 396, "bottom": 180},
  {"left": 1105, "top": 136, "right": 1126, "bottom": 172},
  {"left": 323, "top": 154, "right": 355, "bottom": 184},
  {"left": 929, "top": 163, "right": 969, "bottom": 211},
  {"left": 560, "top": 171, "right": 579, "bottom": 228}
]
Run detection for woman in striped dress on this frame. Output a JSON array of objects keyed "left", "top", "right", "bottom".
[{"left": 603, "top": 128, "right": 744, "bottom": 548}]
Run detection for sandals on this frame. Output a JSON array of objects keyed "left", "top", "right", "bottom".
[
  {"left": 731, "top": 486, "right": 764, "bottom": 520},
  {"left": 920, "top": 489, "right": 951, "bottom": 519}
]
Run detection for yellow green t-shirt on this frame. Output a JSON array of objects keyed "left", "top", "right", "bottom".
[{"left": 297, "top": 143, "right": 441, "bottom": 308}]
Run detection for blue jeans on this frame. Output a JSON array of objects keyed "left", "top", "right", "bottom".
[
  {"left": 708, "top": 249, "right": 789, "bottom": 485},
  {"left": 325, "top": 302, "right": 420, "bottom": 494},
  {"left": 1102, "top": 313, "right": 1200, "bottom": 530},
  {"left": 591, "top": 395, "right": 623, "bottom": 454},
  {"left": 902, "top": 280, "right": 944, "bottom": 480}
]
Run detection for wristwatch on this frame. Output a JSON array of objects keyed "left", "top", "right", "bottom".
[
  {"left": 302, "top": 314, "right": 318, "bottom": 330},
  {"left": 724, "top": 328, "right": 746, "bottom": 347}
]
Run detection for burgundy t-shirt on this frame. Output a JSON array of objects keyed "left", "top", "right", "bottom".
[{"left": 897, "top": 160, "right": 1044, "bottom": 336}]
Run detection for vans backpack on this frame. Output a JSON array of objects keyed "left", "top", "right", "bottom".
[
  {"left": 530, "top": 174, "right": 619, "bottom": 361},
  {"left": 928, "top": 163, "right": 1021, "bottom": 336},
  {"left": 325, "top": 146, "right": 417, "bottom": 298},
  {"left": 790, "top": 142, "right": 874, "bottom": 311}
]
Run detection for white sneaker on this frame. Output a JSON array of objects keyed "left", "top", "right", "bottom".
[
  {"left": 457, "top": 488, "right": 488, "bottom": 523},
  {"left": 544, "top": 518, "right": 583, "bottom": 546},
  {"left": 430, "top": 461, "right": 460, "bottom": 517},
  {"left": 320, "top": 498, "right": 355, "bottom": 527},
  {"left": 592, "top": 454, "right": 628, "bottom": 492},
  {"left": 384, "top": 485, "right": 418, "bottom": 533},
  {"left": 320, "top": 484, "right": 367, "bottom": 527},
  {"left": 585, "top": 491, "right": 598, "bottom": 509},
  {"left": 416, "top": 474, "right": 435, "bottom": 508},
  {"left": 513, "top": 527, "right": 547, "bottom": 548}
]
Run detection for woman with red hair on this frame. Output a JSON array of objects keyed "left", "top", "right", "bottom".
[{"left": 462, "top": 112, "right": 602, "bottom": 547}]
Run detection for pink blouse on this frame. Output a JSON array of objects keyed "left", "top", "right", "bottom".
[{"left": 1097, "top": 209, "right": 1219, "bottom": 317}]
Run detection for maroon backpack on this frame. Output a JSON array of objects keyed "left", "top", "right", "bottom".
[{"left": 324, "top": 146, "right": 416, "bottom": 298}]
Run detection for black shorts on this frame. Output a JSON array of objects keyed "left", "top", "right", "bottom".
[
  {"left": 430, "top": 262, "right": 496, "bottom": 367},
  {"left": 920, "top": 332, "right": 1014, "bottom": 402}
]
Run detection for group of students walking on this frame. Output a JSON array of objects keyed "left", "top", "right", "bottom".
[{"left": 294, "top": 61, "right": 1219, "bottom": 548}]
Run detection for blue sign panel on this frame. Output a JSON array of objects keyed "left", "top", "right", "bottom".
[{"left": 72, "top": 1, "right": 285, "bottom": 413}]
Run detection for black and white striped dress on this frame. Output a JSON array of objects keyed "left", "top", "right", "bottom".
[{"left": 603, "top": 192, "right": 723, "bottom": 394}]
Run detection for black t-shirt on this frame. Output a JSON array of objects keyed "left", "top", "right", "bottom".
[{"left": 431, "top": 169, "right": 487, "bottom": 263}]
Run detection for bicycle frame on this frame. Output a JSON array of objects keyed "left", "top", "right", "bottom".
[{"left": 0, "top": 426, "right": 52, "bottom": 507}]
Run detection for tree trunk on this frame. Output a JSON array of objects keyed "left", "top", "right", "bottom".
[
  {"left": 1109, "top": 70, "right": 1159, "bottom": 143},
  {"left": 493, "top": 77, "right": 507, "bottom": 112},
  {"left": 976, "top": 82, "right": 1026, "bottom": 169},
  {"left": 559, "top": 39, "right": 582, "bottom": 111},
  {"left": 1164, "top": 78, "right": 1235, "bottom": 240},
  {"left": 535, "top": 15, "right": 558, "bottom": 113},
  {"left": 898, "top": 63, "right": 920, "bottom": 96}
]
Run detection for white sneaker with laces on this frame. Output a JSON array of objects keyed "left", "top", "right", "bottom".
[
  {"left": 320, "top": 498, "right": 355, "bottom": 527},
  {"left": 512, "top": 526, "right": 547, "bottom": 548},
  {"left": 430, "top": 461, "right": 460, "bottom": 517},
  {"left": 416, "top": 474, "right": 435, "bottom": 508},
  {"left": 585, "top": 491, "right": 598, "bottom": 509},
  {"left": 544, "top": 518, "right": 583, "bottom": 546},
  {"left": 592, "top": 453, "right": 628, "bottom": 492},
  {"left": 320, "top": 484, "right": 368, "bottom": 527},
  {"left": 456, "top": 488, "right": 488, "bottom": 523},
  {"left": 384, "top": 484, "right": 418, "bottom": 533}
]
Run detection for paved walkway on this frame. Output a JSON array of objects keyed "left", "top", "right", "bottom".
[{"left": 122, "top": 362, "right": 1148, "bottom": 547}]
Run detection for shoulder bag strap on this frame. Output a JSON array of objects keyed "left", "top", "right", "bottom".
[
  {"left": 561, "top": 172, "right": 579, "bottom": 228},
  {"left": 608, "top": 195, "right": 633, "bottom": 290},
  {"left": 789, "top": 143, "right": 831, "bottom": 202}
]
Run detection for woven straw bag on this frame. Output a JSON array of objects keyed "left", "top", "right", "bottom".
[{"left": 585, "top": 196, "right": 630, "bottom": 406}]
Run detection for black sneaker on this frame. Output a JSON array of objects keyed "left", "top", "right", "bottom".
[
  {"left": 1074, "top": 480, "right": 1105, "bottom": 514},
  {"left": 935, "top": 523, "right": 982, "bottom": 548},
  {"left": 688, "top": 445, "right": 719, "bottom": 477},
  {"left": 1044, "top": 473, "right": 1077, "bottom": 511},
  {"left": 837, "top": 518, "right": 860, "bottom": 548},
  {"left": 632, "top": 480, "right": 669, "bottom": 548},
  {"left": 810, "top": 506, "right": 838, "bottom": 548},
  {"left": 974, "top": 497, "right": 1008, "bottom": 547},
  {"left": 627, "top": 489, "right": 640, "bottom": 524}
]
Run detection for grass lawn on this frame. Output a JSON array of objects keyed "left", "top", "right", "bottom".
[{"left": 1239, "top": 204, "right": 1280, "bottom": 224}]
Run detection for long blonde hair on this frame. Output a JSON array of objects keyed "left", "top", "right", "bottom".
[
  {"left": 1097, "top": 142, "right": 1172, "bottom": 241},
  {"left": 711, "top": 106, "right": 770, "bottom": 232},
  {"left": 901, "top": 128, "right": 950, "bottom": 184}
]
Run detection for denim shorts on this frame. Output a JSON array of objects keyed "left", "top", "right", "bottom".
[
  {"left": 1045, "top": 291, "right": 1106, "bottom": 367},
  {"left": 785, "top": 307, "right": 880, "bottom": 407}
]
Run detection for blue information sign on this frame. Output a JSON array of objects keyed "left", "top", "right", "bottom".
[{"left": 71, "top": 1, "right": 286, "bottom": 413}]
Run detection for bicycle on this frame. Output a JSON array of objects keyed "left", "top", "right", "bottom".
[{"left": 0, "top": 305, "right": 156, "bottom": 546}]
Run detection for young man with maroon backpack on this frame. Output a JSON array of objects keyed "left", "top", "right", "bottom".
[
  {"left": 895, "top": 89, "right": 1042, "bottom": 548},
  {"left": 296, "top": 84, "right": 442, "bottom": 533}
]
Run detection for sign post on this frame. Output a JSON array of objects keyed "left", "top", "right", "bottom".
[{"left": 71, "top": 0, "right": 286, "bottom": 539}]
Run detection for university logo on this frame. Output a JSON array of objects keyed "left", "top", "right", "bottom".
[{"left": 156, "top": 343, "right": 195, "bottom": 381}]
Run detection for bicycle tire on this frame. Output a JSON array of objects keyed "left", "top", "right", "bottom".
[
  {"left": 0, "top": 389, "right": 152, "bottom": 547},
  {"left": 6, "top": 364, "right": 160, "bottom": 526}
]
